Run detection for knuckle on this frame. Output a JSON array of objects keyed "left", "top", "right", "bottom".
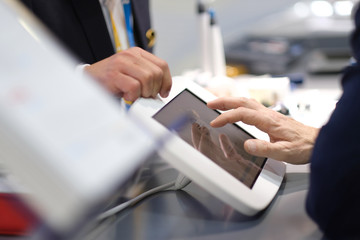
[
  {"left": 112, "top": 53, "right": 127, "bottom": 66},
  {"left": 158, "top": 59, "right": 169, "bottom": 70},
  {"left": 153, "top": 67, "right": 163, "bottom": 80},
  {"left": 114, "top": 51, "right": 125, "bottom": 58},
  {"left": 131, "top": 46, "right": 142, "bottom": 52},
  {"left": 222, "top": 114, "right": 232, "bottom": 124},
  {"left": 117, "top": 50, "right": 132, "bottom": 59},
  {"left": 263, "top": 143, "right": 271, "bottom": 154},
  {"left": 129, "top": 47, "right": 142, "bottom": 58},
  {"left": 235, "top": 106, "right": 245, "bottom": 114},
  {"left": 142, "top": 69, "right": 153, "bottom": 82},
  {"left": 103, "top": 70, "right": 117, "bottom": 82},
  {"left": 127, "top": 80, "right": 141, "bottom": 93},
  {"left": 238, "top": 97, "right": 248, "bottom": 103}
]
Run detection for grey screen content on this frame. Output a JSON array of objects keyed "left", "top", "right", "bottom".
[{"left": 153, "top": 89, "right": 267, "bottom": 188}]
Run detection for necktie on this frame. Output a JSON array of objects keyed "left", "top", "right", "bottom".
[{"left": 103, "top": 0, "right": 129, "bottom": 52}]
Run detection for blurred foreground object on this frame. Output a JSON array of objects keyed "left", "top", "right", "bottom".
[
  {"left": 0, "top": 0, "right": 158, "bottom": 238},
  {"left": 0, "top": 192, "right": 39, "bottom": 236}
]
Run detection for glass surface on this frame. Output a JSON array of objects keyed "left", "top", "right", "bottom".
[{"left": 153, "top": 89, "right": 267, "bottom": 188}]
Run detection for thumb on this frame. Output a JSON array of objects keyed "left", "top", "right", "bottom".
[{"left": 244, "top": 139, "right": 278, "bottom": 159}]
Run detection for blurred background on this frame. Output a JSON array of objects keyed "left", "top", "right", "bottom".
[{"left": 151, "top": 0, "right": 355, "bottom": 76}]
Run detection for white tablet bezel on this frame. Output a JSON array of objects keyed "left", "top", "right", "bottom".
[{"left": 130, "top": 77, "right": 286, "bottom": 216}]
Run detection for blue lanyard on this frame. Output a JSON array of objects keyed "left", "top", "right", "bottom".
[{"left": 122, "top": 0, "right": 135, "bottom": 47}]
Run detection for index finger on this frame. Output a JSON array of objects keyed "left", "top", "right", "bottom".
[
  {"left": 210, "top": 107, "right": 277, "bottom": 133},
  {"left": 207, "top": 97, "right": 264, "bottom": 111}
]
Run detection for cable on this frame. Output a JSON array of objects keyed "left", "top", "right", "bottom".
[
  {"left": 97, "top": 173, "right": 191, "bottom": 221},
  {"left": 174, "top": 173, "right": 192, "bottom": 190},
  {"left": 96, "top": 111, "right": 194, "bottom": 221}
]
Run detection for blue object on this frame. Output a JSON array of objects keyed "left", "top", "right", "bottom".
[{"left": 122, "top": 0, "right": 135, "bottom": 47}]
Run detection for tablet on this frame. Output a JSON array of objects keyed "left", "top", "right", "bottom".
[
  {"left": 131, "top": 78, "right": 286, "bottom": 216},
  {"left": 153, "top": 88, "right": 267, "bottom": 188}
]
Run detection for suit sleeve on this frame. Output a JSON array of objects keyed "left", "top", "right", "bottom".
[
  {"left": 306, "top": 6, "right": 360, "bottom": 238},
  {"left": 306, "top": 66, "right": 360, "bottom": 239},
  {"left": 18, "top": 0, "right": 114, "bottom": 64}
]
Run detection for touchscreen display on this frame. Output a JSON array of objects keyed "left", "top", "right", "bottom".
[{"left": 153, "top": 89, "right": 267, "bottom": 188}]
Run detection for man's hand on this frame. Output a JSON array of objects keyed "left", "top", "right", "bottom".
[
  {"left": 85, "top": 47, "right": 172, "bottom": 102},
  {"left": 208, "top": 97, "right": 319, "bottom": 164}
]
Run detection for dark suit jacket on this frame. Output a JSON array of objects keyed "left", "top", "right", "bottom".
[
  {"left": 306, "top": 4, "right": 360, "bottom": 239},
  {"left": 20, "top": 0, "right": 153, "bottom": 64}
]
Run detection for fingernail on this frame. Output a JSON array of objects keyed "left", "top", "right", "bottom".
[
  {"left": 165, "top": 91, "right": 170, "bottom": 97},
  {"left": 246, "top": 141, "right": 256, "bottom": 153},
  {"left": 161, "top": 90, "right": 170, "bottom": 98}
]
